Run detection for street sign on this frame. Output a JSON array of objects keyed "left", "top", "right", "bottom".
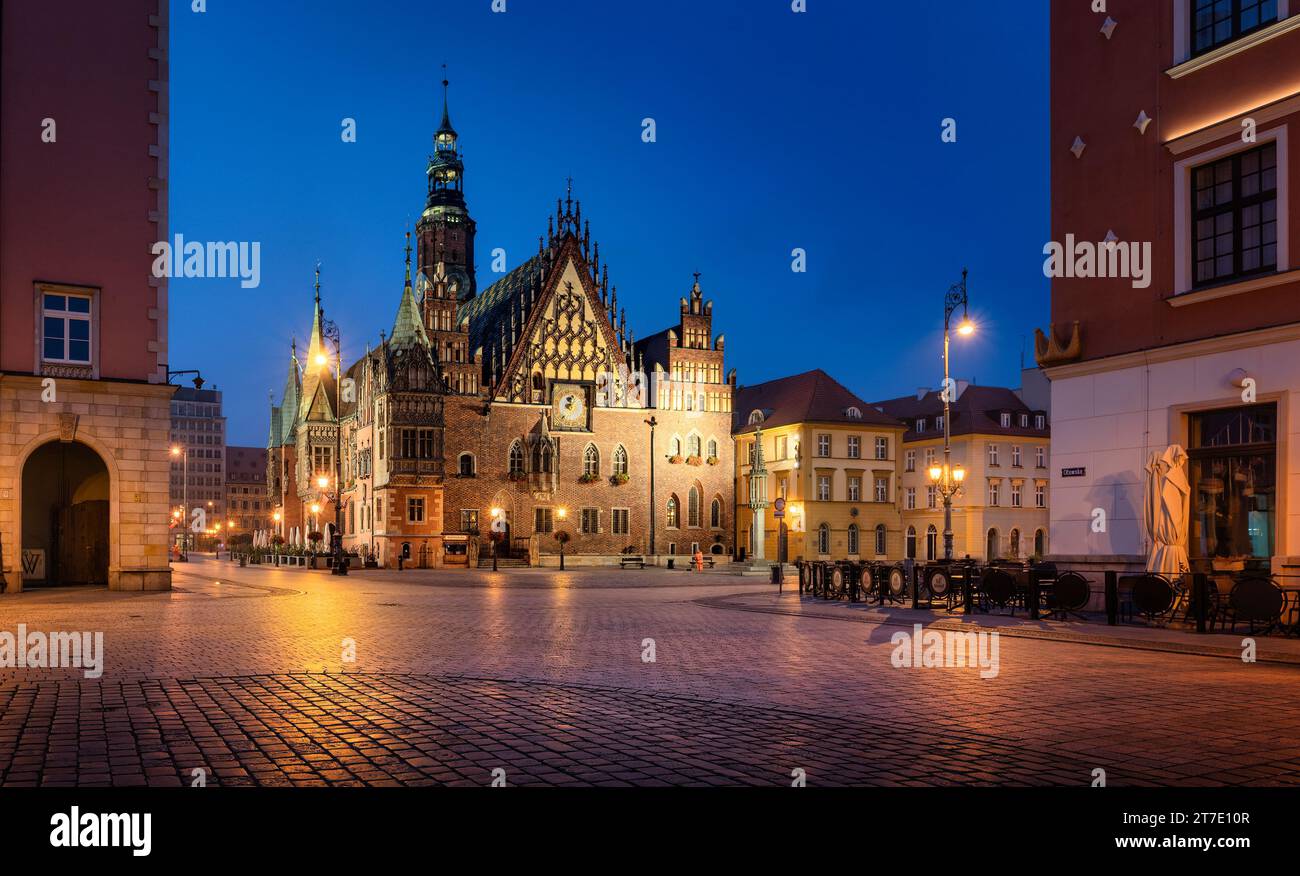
[
  {"left": 1061, "top": 467, "right": 1086, "bottom": 478},
  {"left": 772, "top": 497, "right": 786, "bottom": 518}
]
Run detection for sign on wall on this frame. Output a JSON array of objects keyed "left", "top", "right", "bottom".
[
  {"left": 21, "top": 549, "right": 46, "bottom": 580},
  {"left": 1061, "top": 467, "right": 1086, "bottom": 478}
]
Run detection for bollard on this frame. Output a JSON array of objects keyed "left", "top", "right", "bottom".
[
  {"left": 1105, "top": 570, "right": 1118, "bottom": 625},
  {"left": 1193, "top": 572, "right": 1207, "bottom": 634},
  {"left": 1028, "top": 568, "right": 1041, "bottom": 620}
]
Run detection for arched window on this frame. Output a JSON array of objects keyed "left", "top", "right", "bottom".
[
  {"left": 710, "top": 497, "right": 722, "bottom": 528},
  {"left": 671, "top": 435, "right": 683, "bottom": 456},
  {"left": 846, "top": 406, "right": 862, "bottom": 419},
  {"left": 613, "top": 445, "right": 628, "bottom": 476},
  {"left": 532, "top": 438, "right": 553, "bottom": 473},
  {"left": 847, "top": 523, "right": 859, "bottom": 555},
  {"left": 458, "top": 452, "right": 475, "bottom": 477},
  {"left": 748, "top": 409, "right": 765, "bottom": 425},
  {"left": 1034, "top": 528, "right": 1045, "bottom": 557},
  {"left": 688, "top": 486, "right": 701, "bottom": 527},
  {"left": 817, "top": 523, "right": 830, "bottom": 555},
  {"left": 874, "top": 523, "right": 887, "bottom": 556},
  {"left": 666, "top": 495, "right": 680, "bottom": 528},
  {"left": 687, "top": 434, "right": 702, "bottom": 458},
  {"left": 508, "top": 441, "right": 524, "bottom": 475},
  {"left": 707, "top": 438, "right": 718, "bottom": 459},
  {"left": 926, "top": 525, "right": 938, "bottom": 561},
  {"left": 986, "top": 528, "right": 1000, "bottom": 560},
  {"left": 906, "top": 526, "right": 917, "bottom": 559},
  {"left": 1010, "top": 528, "right": 1021, "bottom": 558},
  {"left": 583, "top": 444, "right": 599, "bottom": 477}
]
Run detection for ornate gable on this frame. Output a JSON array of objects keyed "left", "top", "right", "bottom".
[{"left": 494, "top": 238, "right": 625, "bottom": 403}]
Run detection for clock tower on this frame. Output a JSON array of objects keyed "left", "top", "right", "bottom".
[{"left": 416, "top": 75, "right": 476, "bottom": 304}]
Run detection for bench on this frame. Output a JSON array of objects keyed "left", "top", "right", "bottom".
[
  {"left": 620, "top": 556, "right": 646, "bottom": 569},
  {"left": 696, "top": 557, "right": 716, "bottom": 569}
]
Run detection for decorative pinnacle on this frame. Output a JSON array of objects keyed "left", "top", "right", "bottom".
[
  {"left": 404, "top": 230, "right": 413, "bottom": 284},
  {"left": 314, "top": 262, "right": 321, "bottom": 304}
]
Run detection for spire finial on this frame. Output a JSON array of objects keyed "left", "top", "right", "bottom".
[
  {"left": 404, "top": 229, "right": 413, "bottom": 284},
  {"left": 314, "top": 261, "right": 321, "bottom": 305}
]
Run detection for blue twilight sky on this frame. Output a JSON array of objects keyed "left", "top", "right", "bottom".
[{"left": 169, "top": 0, "right": 1050, "bottom": 447}]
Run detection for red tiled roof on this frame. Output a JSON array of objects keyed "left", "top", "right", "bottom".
[
  {"left": 873, "top": 385, "right": 1049, "bottom": 440},
  {"left": 733, "top": 369, "right": 904, "bottom": 434}
]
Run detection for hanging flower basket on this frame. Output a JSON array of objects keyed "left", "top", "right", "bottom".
[
  {"left": 578, "top": 473, "right": 601, "bottom": 484},
  {"left": 507, "top": 470, "right": 527, "bottom": 482},
  {"left": 686, "top": 455, "right": 704, "bottom": 466},
  {"left": 706, "top": 456, "right": 719, "bottom": 466},
  {"left": 610, "top": 472, "right": 630, "bottom": 486},
  {"left": 668, "top": 455, "right": 684, "bottom": 465}
]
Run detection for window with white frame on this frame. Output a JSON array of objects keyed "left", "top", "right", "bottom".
[
  {"left": 925, "top": 447, "right": 937, "bottom": 468},
  {"left": 847, "top": 524, "right": 859, "bottom": 555},
  {"left": 926, "top": 485, "right": 937, "bottom": 509},
  {"left": 817, "top": 523, "right": 830, "bottom": 554},
  {"left": 580, "top": 507, "right": 599, "bottom": 534},
  {"left": 874, "top": 477, "right": 888, "bottom": 503},
  {"left": 875, "top": 436, "right": 888, "bottom": 460},
  {"left": 817, "top": 475, "right": 831, "bottom": 501},
  {"left": 1035, "top": 414, "right": 1046, "bottom": 430},
  {"left": 847, "top": 476, "right": 861, "bottom": 502},
  {"left": 817, "top": 434, "right": 831, "bottom": 457},
  {"left": 1035, "top": 483, "right": 1047, "bottom": 508},
  {"left": 988, "top": 481, "right": 1000, "bottom": 507},
  {"left": 408, "top": 497, "right": 425, "bottom": 523},
  {"left": 1000, "top": 412, "right": 1011, "bottom": 428},
  {"left": 1036, "top": 446, "right": 1047, "bottom": 468},
  {"left": 1011, "top": 483, "right": 1022, "bottom": 508},
  {"left": 42, "top": 291, "right": 93, "bottom": 364},
  {"left": 1012, "top": 445, "right": 1022, "bottom": 467},
  {"left": 906, "top": 487, "right": 916, "bottom": 510},
  {"left": 847, "top": 436, "right": 860, "bottom": 459},
  {"left": 988, "top": 444, "right": 1000, "bottom": 466},
  {"left": 874, "top": 523, "right": 886, "bottom": 555},
  {"left": 1192, "top": 140, "right": 1277, "bottom": 287},
  {"left": 905, "top": 449, "right": 916, "bottom": 471}
]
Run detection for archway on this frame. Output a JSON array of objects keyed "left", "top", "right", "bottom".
[{"left": 21, "top": 440, "right": 109, "bottom": 586}]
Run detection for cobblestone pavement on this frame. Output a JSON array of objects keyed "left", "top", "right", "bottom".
[{"left": 2, "top": 557, "right": 1299, "bottom": 787}]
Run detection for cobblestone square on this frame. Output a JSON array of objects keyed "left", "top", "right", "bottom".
[{"left": 1, "top": 558, "right": 1298, "bottom": 787}]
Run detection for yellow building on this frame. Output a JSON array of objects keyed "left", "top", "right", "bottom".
[
  {"left": 875, "top": 381, "right": 1051, "bottom": 563},
  {"left": 733, "top": 370, "right": 906, "bottom": 563}
]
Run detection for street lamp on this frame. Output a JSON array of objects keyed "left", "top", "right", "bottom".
[
  {"left": 940, "top": 268, "right": 975, "bottom": 562},
  {"left": 490, "top": 507, "right": 502, "bottom": 571},
  {"left": 320, "top": 311, "right": 347, "bottom": 576},
  {"left": 170, "top": 444, "right": 188, "bottom": 561},
  {"left": 556, "top": 506, "right": 568, "bottom": 571}
]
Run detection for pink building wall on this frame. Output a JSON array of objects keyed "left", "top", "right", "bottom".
[{"left": 1, "top": 0, "right": 167, "bottom": 382}]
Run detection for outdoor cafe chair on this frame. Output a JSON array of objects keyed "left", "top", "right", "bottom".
[
  {"left": 1044, "top": 571, "right": 1091, "bottom": 621},
  {"left": 1225, "top": 574, "right": 1288, "bottom": 635},
  {"left": 979, "top": 567, "right": 1017, "bottom": 614},
  {"left": 1121, "top": 573, "right": 1184, "bottom": 626}
]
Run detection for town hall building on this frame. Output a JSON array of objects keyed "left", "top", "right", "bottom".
[{"left": 267, "top": 83, "right": 736, "bottom": 567}]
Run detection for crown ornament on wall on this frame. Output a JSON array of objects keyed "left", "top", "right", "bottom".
[{"left": 1034, "top": 322, "right": 1082, "bottom": 367}]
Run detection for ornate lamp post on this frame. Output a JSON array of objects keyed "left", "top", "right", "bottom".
[
  {"left": 747, "top": 426, "right": 769, "bottom": 562},
  {"left": 490, "top": 506, "right": 503, "bottom": 571},
  {"left": 317, "top": 315, "right": 347, "bottom": 576},
  {"left": 556, "top": 506, "right": 568, "bottom": 571},
  {"left": 937, "top": 268, "right": 975, "bottom": 562}
]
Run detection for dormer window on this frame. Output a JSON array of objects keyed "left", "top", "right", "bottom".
[
  {"left": 1019, "top": 413, "right": 1029, "bottom": 428},
  {"left": 916, "top": 418, "right": 927, "bottom": 433},
  {"left": 1000, "top": 412, "right": 1011, "bottom": 428},
  {"left": 748, "top": 409, "right": 765, "bottom": 425},
  {"left": 845, "top": 406, "right": 862, "bottom": 419},
  {"left": 1035, "top": 413, "right": 1046, "bottom": 430}
]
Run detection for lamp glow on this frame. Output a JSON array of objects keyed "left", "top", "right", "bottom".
[
  {"left": 928, "top": 465, "right": 944, "bottom": 483},
  {"left": 957, "top": 319, "right": 975, "bottom": 336}
]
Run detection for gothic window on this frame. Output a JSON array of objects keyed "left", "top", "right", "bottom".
[
  {"left": 875, "top": 524, "right": 887, "bottom": 556},
  {"left": 926, "top": 525, "right": 938, "bottom": 561},
  {"left": 817, "top": 523, "right": 830, "bottom": 555},
  {"left": 458, "top": 453, "right": 476, "bottom": 477},
  {"left": 671, "top": 435, "right": 683, "bottom": 457},
  {"left": 418, "top": 429, "right": 436, "bottom": 459},
  {"left": 401, "top": 429, "right": 418, "bottom": 458},
  {"left": 711, "top": 497, "right": 722, "bottom": 528},
  {"left": 687, "top": 434, "right": 702, "bottom": 458},
  {"left": 707, "top": 438, "right": 718, "bottom": 459},
  {"left": 583, "top": 444, "right": 600, "bottom": 477},
  {"left": 508, "top": 441, "right": 524, "bottom": 475},
  {"left": 613, "top": 445, "right": 628, "bottom": 476},
  {"left": 847, "top": 524, "right": 859, "bottom": 556},
  {"left": 906, "top": 526, "right": 917, "bottom": 559},
  {"left": 531, "top": 439, "right": 553, "bottom": 474},
  {"left": 688, "top": 486, "right": 701, "bottom": 527},
  {"left": 667, "top": 495, "right": 680, "bottom": 529}
]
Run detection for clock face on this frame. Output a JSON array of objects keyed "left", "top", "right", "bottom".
[{"left": 552, "top": 384, "right": 588, "bottom": 429}]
